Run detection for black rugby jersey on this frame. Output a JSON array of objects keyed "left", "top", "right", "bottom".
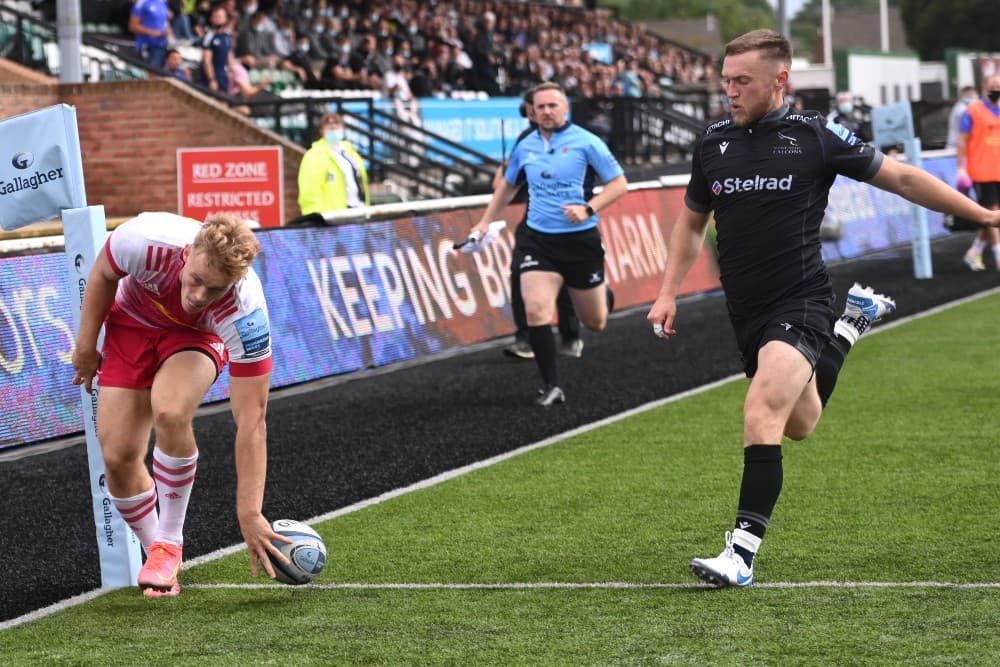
[{"left": 685, "top": 105, "right": 883, "bottom": 317}]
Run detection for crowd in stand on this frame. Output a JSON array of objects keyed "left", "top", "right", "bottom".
[{"left": 137, "top": 0, "right": 718, "bottom": 105}]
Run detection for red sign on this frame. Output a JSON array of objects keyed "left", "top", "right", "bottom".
[{"left": 177, "top": 146, "right": 284, "bottom": 228}]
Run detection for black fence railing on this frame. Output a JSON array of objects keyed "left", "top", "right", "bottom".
[
  {"left": 0, "top": 4, "right": 55, "bottom": 74},
  {"left": 245, "top": 92, "right": 712, "bottom": 192},
  {"left": 246, "top": 95, "right": 502, "bottom": 198},
  {"left": 572, "top": 95, "right": 708, "bottom": 165}
]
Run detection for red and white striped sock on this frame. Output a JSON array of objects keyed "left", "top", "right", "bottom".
[
  {"left": 109, "top": 484, "right": 159, "bottom": 552},
  {"left": 152, "top": 447, "right": 199, "bottom": 547}
]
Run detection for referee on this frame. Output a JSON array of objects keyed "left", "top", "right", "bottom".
[
  {"left": 497, "top": 87, "right": 584, "bottom": 361},
  {"left": 471, "top": 82, "right": 628, "bottom": 406},
  {"left": 647, "top": 29, "right": 1000, "bottom": 588}
]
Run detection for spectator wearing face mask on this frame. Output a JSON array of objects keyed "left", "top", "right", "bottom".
[
  {"left": 235, "top": 1, "right": 275, "bottom": 35},
  {"left": 284, "top": 31, "right": 323, "bottom": 87},
  {"left": 321, "top": 33, "right": 361, "bottom": 89},
  {"left": 235, "top": 11, "right": 279, "bottom": 70},
  {"left": 293, "top": 2, "right": 316, "bottom": 37},
  {"left": 297, "top": 112, "right": 370, "bottom": 216},
  {"left": 372, "top": 35, "right": 396, "bottom": 79},
  {"left": 948, "top": 85, "right": 979, "bottom": 149},
  {"left": 826, "top": 91, "right": 868, "bottom": 141}
]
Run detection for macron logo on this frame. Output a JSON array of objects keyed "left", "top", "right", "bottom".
[{"left": 719, "top": 141, "right": 730, "bottom": 156}]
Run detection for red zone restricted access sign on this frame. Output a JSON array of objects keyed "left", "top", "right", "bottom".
[{"left": 177, "top": 146, "right": 284, "bottom": 228}]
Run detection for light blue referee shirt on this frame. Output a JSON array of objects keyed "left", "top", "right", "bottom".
[{"left": 505, "top": 123, "right": 623, "bottom": 234}]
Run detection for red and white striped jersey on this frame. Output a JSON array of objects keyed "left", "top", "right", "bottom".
[{"left": 104, "top": 211, "right": 272, "bottom": 376}]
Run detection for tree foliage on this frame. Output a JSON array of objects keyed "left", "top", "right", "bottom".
[
  {"left": 897, "top": 0, "right": 1000, "bottom": 60},
  {"left": 623, "top": 0, "right": 776, "bottom": 44},
  {"left": 789, "top": 0, "right": 1000, "bottom": 63},
  {"left": 621, "top": 0, "right": 999, "bottom": 62}
]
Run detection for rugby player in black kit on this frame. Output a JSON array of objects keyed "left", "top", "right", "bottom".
[{"left": 648, "top": 29, "right": 1000, "bottom": 588}]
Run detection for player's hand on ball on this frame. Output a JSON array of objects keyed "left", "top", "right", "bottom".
[
  {"left": 266, "top": 520, "right": 328, "bottom": 585},
  {"left": 240, "top": 512, "right": 291, "bottom": 579}
]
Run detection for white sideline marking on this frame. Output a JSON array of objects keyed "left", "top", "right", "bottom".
[
  {"left": 5, "top": 285, "right": 1000, "bottom": 631},
  {"left": 0, "top": 589, "right": 109, "bottom": 631},
  {"left": 185, "top": 581, "right": 1000, "bottom": 591}
]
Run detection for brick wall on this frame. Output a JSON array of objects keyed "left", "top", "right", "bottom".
[
  {"left": 0, "top": 70, "right": 305, "bottom": 222},
  {"left": 0, "top": 57, "right": 54, "bottom": 85}
]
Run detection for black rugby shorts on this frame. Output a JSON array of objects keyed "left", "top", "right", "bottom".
[
  {"left": 514, "top": 225, "right": 606, "bottom": 289},
  {"left": 731, "top": 298, "right": 835, "bottom": 378}
]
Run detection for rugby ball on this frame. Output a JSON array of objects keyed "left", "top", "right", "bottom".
[{"left": 268, "top": 519, "right": 327, "bottom": 585}]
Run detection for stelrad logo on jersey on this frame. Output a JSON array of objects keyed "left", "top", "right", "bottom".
[{"left": 712, "top": 174, "right": 794, "bottom": 196}]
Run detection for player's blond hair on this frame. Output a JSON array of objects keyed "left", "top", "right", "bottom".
[
  {"left": 191, "top": 213, "right": 260, "bottom": 282},
  {"left": 725, "top": 29, "right": 792, "bottom": 67}
]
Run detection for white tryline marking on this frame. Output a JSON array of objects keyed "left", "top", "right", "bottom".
[
  {"left": 184, "top": 581, "right": 1000, "bottom": 591},
  {"left": 0, "top": 589, "right": 109, "bottom": 632},
  {"left": 5, "top": 286, "right": 1000, "bottom": 631}
]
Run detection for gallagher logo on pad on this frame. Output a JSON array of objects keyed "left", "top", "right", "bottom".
[{"left": 11, "top": 151, "right": 33, "bottom": 169}]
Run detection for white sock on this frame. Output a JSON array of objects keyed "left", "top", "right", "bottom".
[
  {"left": 992, "top": 245, "right": 1000, "bottom": 265},
  {"left": 731, "top": 528, "right": 762, "bottom": 563},
  {"left": 109, "top": 484, "right": 159, "bottom": 552},
  {"left": 969, "top": 238, "right": 987, "bottom": 255},
  {"left": 152, "top": 447, "right": 199, "bottom": 547},
  {"left": 834, "top": 318, "right": 861, "bottom": 346}
]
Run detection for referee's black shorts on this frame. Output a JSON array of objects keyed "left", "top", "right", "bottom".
[
  {"left": 730, "top": 296, "right": 836, "bottom": 378},
  {"left": 513, "top": 224, "right": 606, "bottom": 290}
]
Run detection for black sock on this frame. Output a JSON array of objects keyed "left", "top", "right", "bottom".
[
  {"left": 528, "top": 325, "right": 558, "bottom": 388},
  {"left": 734, "top": 444, "right": 783, "bottom": 566},
  {"left": 815, "top": 335, "right": 852, "bottom": 407},
  {"left": 510, "top": 260, "right": 527, "bottom": 334},
  {"left": 556, "top": 288, "right": 580, "bottom": 341}
]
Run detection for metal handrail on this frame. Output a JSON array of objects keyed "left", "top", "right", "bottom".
[{"left": 245, "top": 94, "right": 501, "bottom": 197}]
